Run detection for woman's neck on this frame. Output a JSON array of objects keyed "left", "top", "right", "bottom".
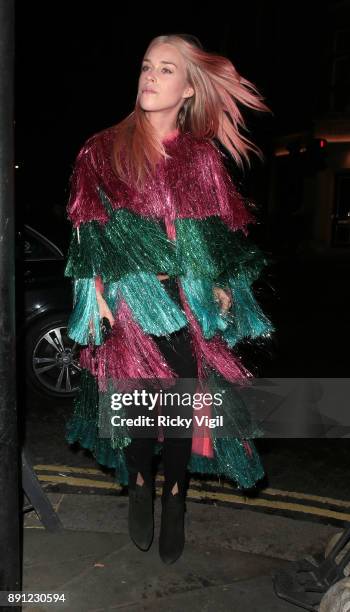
[
  {"left": 144, "top": 111, "right": 179, "bottom": 143},
  {"left": 161, "top": 127, "right": 180, "bottom": 143}
]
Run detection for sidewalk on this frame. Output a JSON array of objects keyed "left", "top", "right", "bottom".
[{"left": 22, "top": 492, "right": 340, "bottom": 611}]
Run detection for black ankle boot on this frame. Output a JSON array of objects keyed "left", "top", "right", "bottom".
[
  {"left": 159, "top": 491, "right": 186, "bottom": 564},
  {"left": 128, "top": 480, "right": 154, "bottom": 551}
]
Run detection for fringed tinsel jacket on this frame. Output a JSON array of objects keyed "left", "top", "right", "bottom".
[{"left": 64, "top": 126, "right": 274, "bottom": 489}]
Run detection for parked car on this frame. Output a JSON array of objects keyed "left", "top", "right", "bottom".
[{"left": 17, "top": 221, "right": 81, "bottom": 399}]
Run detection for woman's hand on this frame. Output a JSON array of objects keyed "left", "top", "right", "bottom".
[
  {"left": 213, "top": 286, "right": 233, "bottom": 314},
  {"left": 156, "top": 277, "right": 232, "bottom": 312},
  {"left": 96, "top": 291, "right": 115, "bottom": 327},
  {"left": 88, "top": 291, "right": 115, "bottom": 337}
]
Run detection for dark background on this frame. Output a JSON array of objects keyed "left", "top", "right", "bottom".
[{"left": 15, "top": 1, "right": 337, "bottom": 223}]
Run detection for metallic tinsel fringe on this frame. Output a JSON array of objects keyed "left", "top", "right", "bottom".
[{"left": 66, "top": 369, "right": 264, "bottom": 489}]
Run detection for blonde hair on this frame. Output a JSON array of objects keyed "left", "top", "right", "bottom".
[{"left": 112, "top": 33, "right": 271, "bottom": 189}]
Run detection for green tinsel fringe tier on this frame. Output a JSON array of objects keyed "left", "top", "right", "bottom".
[{"left": 64, "top": 205, "right": 270, "bottom": 284}]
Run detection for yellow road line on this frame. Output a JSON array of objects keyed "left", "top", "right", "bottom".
[
  {"left": 36, "top": 473, "right": 350, "bottom": 522},
  {"left": 38, "top": 474, "right": 122, "bottom": 490},
  {"left": 34, "top": 464, "right": 350, "bottom": 510},
  {"left": 262, "top": 487, "right": 350, "bottom": 509},
  {"left": 185, "top": 488, "right": 350, "bottom": 522},
  {"left": 34, "top": 464, "right": 105, "bottom": 476}
]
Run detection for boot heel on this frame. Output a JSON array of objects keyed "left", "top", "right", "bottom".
[{"left": 159, "top": 493, "right": 185, "bottom": 564}]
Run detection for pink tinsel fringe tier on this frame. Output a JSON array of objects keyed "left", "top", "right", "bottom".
[{"left": 67, "top": 128, "right": 256, "bottom": 233}]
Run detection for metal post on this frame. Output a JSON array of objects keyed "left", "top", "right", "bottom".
[{"left": 0, "top": 1, "right": 21, "bottom": 607}]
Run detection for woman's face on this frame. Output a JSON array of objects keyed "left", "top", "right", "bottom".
[{"left": 137, "top": 43, "right": 194, "bottom": 114}]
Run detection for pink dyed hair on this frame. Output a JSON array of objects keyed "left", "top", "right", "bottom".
[{"left": 112, "top": 33, "right": 271, "bottom": 189}]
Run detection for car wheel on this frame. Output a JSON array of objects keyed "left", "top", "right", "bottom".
[{"left": 25, "top": 312, "right": 81, "bottom": 399}]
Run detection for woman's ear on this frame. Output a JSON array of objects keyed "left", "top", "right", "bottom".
[{"left": 184, "top": 85, "right": 195, "bottom": 99}]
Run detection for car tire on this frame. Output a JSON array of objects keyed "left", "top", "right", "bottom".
[{"left": 25, "top": 311, "right": 81, "bottom": 399}]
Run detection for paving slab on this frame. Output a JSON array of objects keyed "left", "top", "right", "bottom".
[
  {"left": 22, "top": 529, "right": 294, "bottom": 612},
  {"left": 21, "top": 491, "right": 341, "bottom": 611},
  {"left": 23, "top": 530, "right": 130, "bottom": 594}
]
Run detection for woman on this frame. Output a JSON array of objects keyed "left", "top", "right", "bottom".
[{"left": 64, "top": 33, "right": 274, "bottom": 565}]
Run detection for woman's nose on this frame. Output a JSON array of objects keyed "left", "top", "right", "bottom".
[{"left": 146, "top": 68, "right": 156, "bottom": 80}]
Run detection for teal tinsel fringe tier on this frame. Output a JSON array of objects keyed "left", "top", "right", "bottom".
[
  {"left": 188, "top": 438, "right": 264, "bottom": 489},
  {"left": 66, "top": 368, "right": 264, "bottom": 490}
]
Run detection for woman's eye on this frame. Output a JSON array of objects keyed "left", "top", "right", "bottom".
[{"left": 141, "top": 65, "right": 172, "bottom": 74}]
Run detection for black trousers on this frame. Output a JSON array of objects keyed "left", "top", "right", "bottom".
[{"left": 123, "top": 279, "right": 197, "bottom": 497}]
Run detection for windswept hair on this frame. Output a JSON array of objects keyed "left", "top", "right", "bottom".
[{"left": 112, "top": 33, "right": 271, "bottom": 189}]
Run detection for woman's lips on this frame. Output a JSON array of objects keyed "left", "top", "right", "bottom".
[{"left": 142, "top": 89, "right": 157, "bottom": 94}]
